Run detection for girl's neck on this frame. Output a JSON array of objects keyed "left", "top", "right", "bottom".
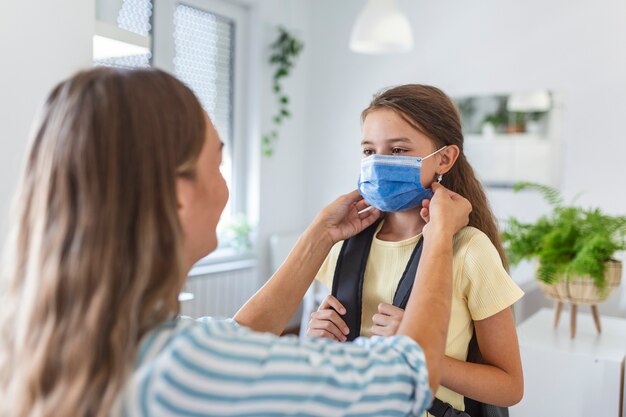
[{"left": 377, "top": 209, "right": 426, "bottom": 242}]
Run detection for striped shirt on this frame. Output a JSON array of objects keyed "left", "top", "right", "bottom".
[{"left": 113, "top": 316, "right": 432, "bottom": 416}]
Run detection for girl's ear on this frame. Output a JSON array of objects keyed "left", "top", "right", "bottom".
[{"left": 438, "top": 145, "right": 460, "bottom": 175}]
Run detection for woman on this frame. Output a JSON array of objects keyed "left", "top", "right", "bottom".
[
  {"left": 0, "top": 68, "right": 471, "bottom": 417},
  {"left": 308, "top": 85, "right": 524, "bottom": 416}
]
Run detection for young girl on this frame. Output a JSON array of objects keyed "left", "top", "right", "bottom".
[{"left": 308, "top": 85, "right": 524, "bottom": 416}]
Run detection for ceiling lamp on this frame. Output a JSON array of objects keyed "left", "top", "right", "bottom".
[{"left": 349, "top": 0, "right": 414, "bottom": 54}]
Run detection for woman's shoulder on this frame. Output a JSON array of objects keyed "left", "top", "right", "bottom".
[{"left": 137, "top": 317, "right": 246, "bottom": 365}]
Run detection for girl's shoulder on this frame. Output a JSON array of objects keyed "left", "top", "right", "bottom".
[
  {"left": 452, "top": 226, "right": 490, "bottom": 253},
  {"left": 451, "top": 226, "right": 507, "bottom": 276}
]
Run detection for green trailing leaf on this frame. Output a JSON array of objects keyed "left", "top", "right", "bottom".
[
  {"left": 274, "top": 68, "right": 288, "bottom": 79},
  {"left": 512, "top": 181, "right": 563, "bottom": 206},
  {"left": 503, "top": 181, "right": 626, "bottom": 288},
  {"left": 262, "top": 26, "right": 304, "bottom": 156}
]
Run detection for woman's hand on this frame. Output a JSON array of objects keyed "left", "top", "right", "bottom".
[
  {"left": 422, "top": 183, "right": 472, "bottom": 238},
  {"left": 371, "top": 303, "right": 404, "bottom": 337},
  {"left": 313, "top": 190, "right": 381, "bottom": 246},
  {"left": 306, "top": 295, "right": 350, "bottom": 342}
]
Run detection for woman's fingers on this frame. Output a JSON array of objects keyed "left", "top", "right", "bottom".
[
  {"left": 357, "top": 205, "right": 373, "bottom": 218},
  {"left": 342, "top": 189, "right": 364, "bottom": 205},
  {"left": 359, "top": 209, "right": 381, "bottom": 229},
  {"left": 420, "top": 207, "right": 430, "bottom": 223},
  {"left": 420, "top": 199, "right": 431, "bottom": 223},
  {"left": 354, "top": 198, "right": 370, "bottom": 213},
  {"left": 427, "top": 182, "right": 472, "bottom": 235}
]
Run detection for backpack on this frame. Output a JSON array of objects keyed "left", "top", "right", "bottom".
[{"left": 331, "top": 220, "right": 508, "bottom": 417}]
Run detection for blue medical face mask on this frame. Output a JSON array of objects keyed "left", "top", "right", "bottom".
[{"left": 357, "top": 146, "right": 447, "bottom": 212}]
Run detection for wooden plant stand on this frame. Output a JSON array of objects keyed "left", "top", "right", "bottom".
[
  {"left": 538, "top": 260, "right": 622, "bottom": 339},
  {"left": 553, "top": 302, "right": 602, "bottom": 339}
]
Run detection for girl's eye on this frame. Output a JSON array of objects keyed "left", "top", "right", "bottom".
[
  {"left": 363, "top": 149, "right": 375, "bottom": 156},
  {"left": 392, "top": 148, "right": 407, "bottom": 154}
]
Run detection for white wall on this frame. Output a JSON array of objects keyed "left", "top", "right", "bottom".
[
  {"left": 249, "top": 0, "right": 312, "bottom": 282},
  {"left": 0, "top": 0, "right": 94, "bottom": 241},
  {"left": 299, "top": 0, "right": 626, "bottom": 319}
]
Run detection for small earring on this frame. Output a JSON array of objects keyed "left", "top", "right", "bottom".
[{"left": 437, "top": 174, "right": 443, "bottom": 183}]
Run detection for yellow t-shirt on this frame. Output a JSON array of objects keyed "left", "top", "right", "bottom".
[{"left": 315, "top": 222, "right": 524, "bottom": 415}]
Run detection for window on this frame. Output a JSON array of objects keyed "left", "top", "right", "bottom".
[
  {"left": 94, "top": 0, "right": 251, "bottom": 262},
  {"left": 154, "top": 0, "right": 250, "bottom": 261},
  {"left": 171, "top": 4, "right": 235, "bottom": 221},
  {"left": 93, "top": 0, "right": 153, "bottom": 68},
  {"left": 95, "top": 0, "right": 250, "bottom": 261}
]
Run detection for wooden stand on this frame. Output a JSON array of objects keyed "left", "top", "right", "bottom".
[{"left": 554, "top": 302, "right": 602, "bottom": 338}]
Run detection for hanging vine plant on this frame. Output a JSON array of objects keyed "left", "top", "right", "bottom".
[{"left": 262, "top": 26, "right": 304, "bottom": 157}]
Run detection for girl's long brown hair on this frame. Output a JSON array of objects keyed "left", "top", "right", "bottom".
[
  {"left": 0, "top": 68, "right": 206, "bottom": 417},
  {"left": 362, "top": 84, "right": 509, "bottom": 270}
]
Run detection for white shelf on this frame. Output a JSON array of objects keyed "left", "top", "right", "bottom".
[{"left": 466, "top": 133, "right": 545, "bottom": 142}]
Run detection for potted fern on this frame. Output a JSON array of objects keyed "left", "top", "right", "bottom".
[{"left": 502, "top": 182, "right": 626, "bottom": 337}]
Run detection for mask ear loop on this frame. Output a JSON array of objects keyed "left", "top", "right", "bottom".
[{"left": 422, "top": 145, "right": 448, "bottom": 160}]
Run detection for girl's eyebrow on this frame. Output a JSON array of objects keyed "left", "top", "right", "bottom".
[{"left": 361, "top": 137, "right": 412, "bottom": 146}]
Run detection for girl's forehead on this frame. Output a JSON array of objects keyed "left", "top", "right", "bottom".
[
  {"left": 363, "top": 110, "right": 420, "bottom": 133},
  {"left": 362, "top": 118, "right": 430, "bottom": 145}
]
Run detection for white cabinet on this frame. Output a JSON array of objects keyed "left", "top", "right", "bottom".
[
  {"left": 459, "top": 91, "right": 564, "bottom": 188},
  {"left": 464, "top": 134, "right": 557, "bottom": 187},
  {"left": 510, "top": 308, "right": 626, "bottom": 417}
]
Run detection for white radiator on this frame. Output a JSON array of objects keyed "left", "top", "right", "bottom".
[{"left": 181, "top": 259, "right": 258, "bottom": 319}]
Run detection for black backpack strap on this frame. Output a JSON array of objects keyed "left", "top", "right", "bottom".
[
  {"left": 392, "top": 236, "right": 424, "bottom": 309},
  {"left": 429, "top": 398, "right": 473, "bottom": 417},
  {"left": 331, "top": 219, "right": 382, "bottom": 341}
]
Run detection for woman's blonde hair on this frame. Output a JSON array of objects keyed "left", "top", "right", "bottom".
[
  {"left": 0, "top": 67, "right": 206, "bottom": 416},
  {"left": 362, "top": 84, "right": 509, "bottom": 270}
]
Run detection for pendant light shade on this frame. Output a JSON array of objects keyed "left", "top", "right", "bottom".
[{"left": 349, "top": 0, "right": 414, "bottom": 54}]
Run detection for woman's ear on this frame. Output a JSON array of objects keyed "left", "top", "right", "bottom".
[
  {"left": 176, "top": 177, "right": 194, "bottom": 214},
  {"left": 437, "top": 145, "right": 460, "bottom": 175}
]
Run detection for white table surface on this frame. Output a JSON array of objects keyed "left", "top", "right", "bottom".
[{"left": 511, "top": 307, "right": 626, "bottom": 417}]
